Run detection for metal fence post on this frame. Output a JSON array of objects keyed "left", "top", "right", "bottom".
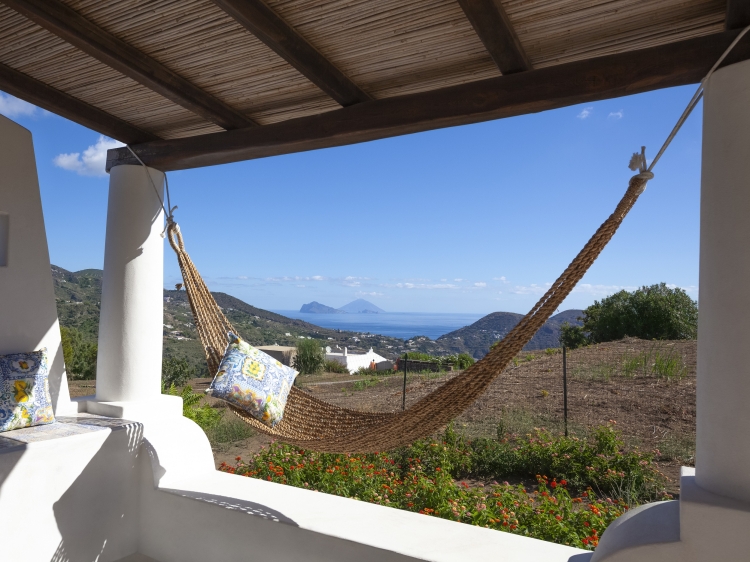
[
  {"left": 563, "top": 346, "right": 569, "bottom": 437},
  {"left": 402, "top": 352, "right": 408, "bottom": 410}
]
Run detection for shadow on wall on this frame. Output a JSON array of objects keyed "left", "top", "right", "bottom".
[
  {"left": 162, "top": 488, "right": 300, "bottom": 527},
  {"left": 51, "top": 423, "right": 144, "bottom": 562}
]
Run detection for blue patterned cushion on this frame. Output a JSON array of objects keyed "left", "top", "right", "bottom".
[
  {"left": 207, "top": 334, "right": 298, "bottom": 427},
  {"left": 0, "top": 348, "right": 55, "bottom": 432}
]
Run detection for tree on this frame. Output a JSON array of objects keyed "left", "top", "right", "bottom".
[
  {"left": 60, "top": 326, "right": 98, "bottom": 380},
  {"left": 575, "top": 283, "right": 697, "bottom": 345},
  {"left": 559, "top": 322, "right": 589, "bottom": 349},
  {"left": 162, "top": 356, "right": 196, "bottom": 389},
  {"left": 293, "top": 339, "right": 325, "bottom": 375}
]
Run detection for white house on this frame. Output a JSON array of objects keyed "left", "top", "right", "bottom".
[{"left": 326, "top": 347, "right": 389, "bottom": 373}]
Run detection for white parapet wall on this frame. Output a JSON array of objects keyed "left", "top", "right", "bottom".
[{"left": 0, "top": 114, "right": 72, "bottom": 415}]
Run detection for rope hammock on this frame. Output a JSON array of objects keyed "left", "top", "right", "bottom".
[
  {"left": 166, "top": 167, "right": 651, "bottom": 453},
  {"left": 142, "top": 26, "right": 749, "bottom": 453}
]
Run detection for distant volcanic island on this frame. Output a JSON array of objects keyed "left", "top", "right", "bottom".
[{"left": 300, "top": 299, "right": 385, "bottom": 314}]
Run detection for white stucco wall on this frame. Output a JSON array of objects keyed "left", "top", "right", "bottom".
[
  {"left": 594, "top": 58, "right": 750, "bottom": 562},
  {"left": 0, "top": 421, "right": 143, "bottom": 561},
  {"left": 696, "top": 56, "right": 750, "bottom": 502},
  {"left": 326, "top": 348, "right": 387, "bottom": 373},
  {"left": 0, "top": 114, "right": 72, "bottom": 414}
]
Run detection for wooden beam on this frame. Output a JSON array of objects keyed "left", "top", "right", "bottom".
[
  {"left": 107, "top": 30, "right": 750, "bottom": 172},
  {"left": 0, "top": 63, "right": 158, "bottom": 144},
  {"left": 726, "top": 0, "right": 750, "bottom": 29},
  {"left": 457, "top": 0, "right": 531, "bottom": 74},
  {"left": 2, "top": 0, "right": 256, "bottom": 130},
  {"left": 210, "top": 0, "right": 371, "bottom": 106}
]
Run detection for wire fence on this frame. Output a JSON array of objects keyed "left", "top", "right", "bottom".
[{"left": 310, "top": 338, "right": 696, "bottom": 463}]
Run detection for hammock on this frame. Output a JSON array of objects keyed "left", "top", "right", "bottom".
[{"left": 165, "top": 169, "right": 652, "bottom": 453}]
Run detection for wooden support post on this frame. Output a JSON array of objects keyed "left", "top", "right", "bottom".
[
  {"left": 563, "top": 346, "right": 568, "bottom": 437},
  {"left": 402, "top": 353, "right": 407, "bottom": 411}
]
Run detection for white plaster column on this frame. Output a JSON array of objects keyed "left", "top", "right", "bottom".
[
  {"left": 91, "top": 164, "right": 180, "bottom": 418},
  {"left": 696, "top": 57, "right": 750, "bottom": 503},
  {"left": 592, "top": 60, "right": 750, "bottom": 562},
  {"left": 0, "top": 115, "right": 73, "bottom": 415}
]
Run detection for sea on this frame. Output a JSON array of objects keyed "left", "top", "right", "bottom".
[{"left": 271, "top": 311, "right": 485, "bottom": 340}]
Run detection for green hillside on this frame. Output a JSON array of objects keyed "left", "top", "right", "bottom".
[{"left": 51, "top": 266, "right": 438, "bottom": 377}]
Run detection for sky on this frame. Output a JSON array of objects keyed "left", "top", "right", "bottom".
[{"left": 0, "top": 84, "right": 702, "bottom": 314}]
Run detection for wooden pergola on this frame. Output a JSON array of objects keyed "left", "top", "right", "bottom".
[{"left": 0, "top": 0, "right": 748, "bottom": 171}]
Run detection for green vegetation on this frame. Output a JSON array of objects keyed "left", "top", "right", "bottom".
[
  {"left": 221, "top": 423, "right": 668, "bottom": 549},
  {"left": 572, "top": 343, "right": 689, "bottom": 382},
  {"left": 400, "top": 352, "right": 475, "bottom": 370},
  {"left": 560, "top": 283, "right": 698, "bottom": 349},
  {"left": 60, "top": 326, "right": 97, "bottom": 380},
  {"left": 162, "top": 356, "right": 197, "bottom": 389},
  {"left": 352, "top": 377, "right": 380, "bottom": 391},
  {"left": 205, "top": 415, "right": 256, "bottom": 447},
  {"left": 166, "top": 383, "right": 222, "bottom": 430},
  {"left": 323, "top": 359, "right": 349, "bottom": 374},
  {"left": 559, "top": 322, "right": 589, "bottom": 350},
  {"left": 293, "top": 339, "right": 326, "bottom": 374}
]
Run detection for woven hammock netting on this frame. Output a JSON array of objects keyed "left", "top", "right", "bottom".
[{"left": 166, "top": 173, "right": 651, "bottom": 453}]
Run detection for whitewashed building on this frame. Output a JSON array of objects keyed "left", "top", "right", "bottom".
[{"left": 326, "top": 347, "right": 389, "bottom": 373}]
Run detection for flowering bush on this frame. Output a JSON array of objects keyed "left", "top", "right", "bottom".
[{"left": 219, "top": 424, "right": 669, "bottom": 549}]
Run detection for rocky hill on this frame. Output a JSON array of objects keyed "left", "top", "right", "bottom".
[{"left": 437, "top": 309, "right": 583, "bottom": 358}]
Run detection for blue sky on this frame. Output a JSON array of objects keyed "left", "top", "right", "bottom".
[{"left": 0, "top": 85, "right": 702, "bottom": 314}]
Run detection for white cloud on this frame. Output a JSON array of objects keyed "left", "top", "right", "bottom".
[
  {"left": 53, "top": 136, "right": 124, "bottom": 177},
  {"left": 454, "top": 278, "right": 464, "bottom": 282},
  {"left": 395, "top": 282, "right": 459, "bottom": 290},
  {"left": 357, "top": 291, "right": 384, "bottom": 297},
  {"left": 311, "top": 275, "right": 325, "bottom": 281},
  {"left": 474, "top": 282, "right": 487, "bottom": 288},
  {"left": 493, "top": 276, "right": 507, "bottom": 282},
  {"left": 0, "top": 93, "right": 39, "bottom": 118},
  {"left": 509, "top": 282, "right": 552, "bottom": 295},
  {"left": 341, "top": 275, "right": 370, "bottom": 287},
  {"left": 571, "top": 283, "right": 636, "bottom": 296},
  {"left": 608, "top": 110, "right": 624, "bottom": 120},
  {"left": 577, "top": 107, "right": 593, "bottom": 119}
]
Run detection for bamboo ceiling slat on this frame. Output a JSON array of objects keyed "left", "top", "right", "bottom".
[
  {"left": 505, "top": 0, "right": 725, "bottom": 68},
  {"left": 0, "top": 0, "right": 733, "bottom": 144},
  {"left": 64, "top": 0, "right": 340, "bottom": 124},
  {"left": 265, "top": 0, "right": 501, "bottom": 99},
  {"left": 0, "top": 6, "right": 214, "bottom": 139}
]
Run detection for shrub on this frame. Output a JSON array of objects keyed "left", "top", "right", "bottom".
[
  {"left": 453, "top": 353, "right": 475, "bottom": 370},
  {"left": 582, "top": 283, "right": 697, "bottom": 344},
  {"left": 560, "top": 322, "right": 588, "bottom": 350},
  {"left": 323, "top": 359, "right": 349, "bottom": 374},
  {"left": 60, "top": 326, "right": 97, "bottom": 380},
  {"left": 162, "top": 356, "right": 196, "bottom": 389},
  {"left": 220, "top": 424, "right": 665, "bottom": 549},
  {"left": 399, "top": 352, "right": 475, "bottom": 370},
  {"left": 166, "top": 383, "right": 222, "bottom": 430},
  {"left": 205, "top": 415, "right": 255, "bottom": 446},
  {"left": 293, "top": 339, "right": 325, "bottom": 374}
]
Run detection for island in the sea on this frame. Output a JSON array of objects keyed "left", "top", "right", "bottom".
[{"left": 300, "top": 298, "right": 385, "bottom": 314}]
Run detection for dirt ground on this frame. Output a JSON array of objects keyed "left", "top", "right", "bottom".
[{"left": 68, "top": 338, "right": 696, "bottom": 489}]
